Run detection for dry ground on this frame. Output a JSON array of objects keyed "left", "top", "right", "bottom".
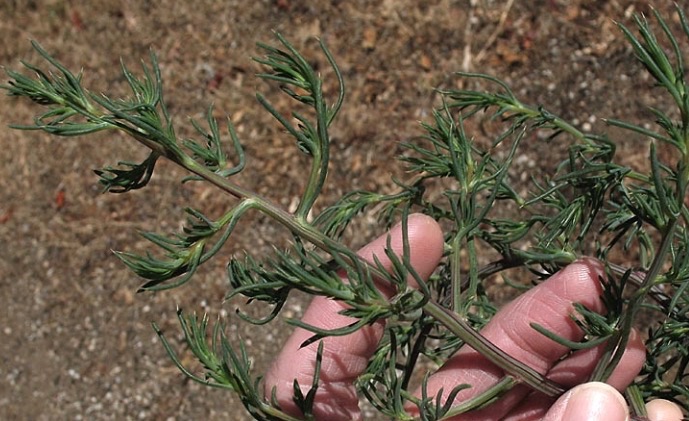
[{"left": 0, "top": 1, "right": 682, "bottom": 420}]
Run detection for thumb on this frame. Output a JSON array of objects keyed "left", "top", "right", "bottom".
[{"left": 543, "top": 382, "right": 628, "bottom": 421}]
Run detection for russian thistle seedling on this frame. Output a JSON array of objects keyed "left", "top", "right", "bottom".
[{"left": 3, "top": 6, "right": 689, "bottom": 420}]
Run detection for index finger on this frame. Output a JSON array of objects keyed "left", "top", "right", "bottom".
[{"left": 264, "top": 213, "right": 444, "bottom": 420}]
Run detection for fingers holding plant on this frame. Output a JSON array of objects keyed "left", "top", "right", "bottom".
[
  {"left": 265, "top": 218, "right": 672, "bottom": 420},
  {"left": 264, "top": 213, "right": 444, "bottom": 420}
]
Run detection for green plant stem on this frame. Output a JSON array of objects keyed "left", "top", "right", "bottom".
[
  {"left": 592, "top": 198, "right": 681, "bottom": 382},
  {"left": 466, "top": 236, "right": 479, "bottom": 310},
  {"left": 440, "top": 376, "right": 516, "bottom": 419},
  {"left": 176, "top": 144, "right": 564, "bottom": 397},
  {"left": 591, "top": 153, "right": 689, "bottom": 381},
  {"left": 625, "top": 384, "right": 649, "bottom": 418},
  {"left": 423, "top": 300, "right": 565, "bottom": 397},
  {"left": 292, "top": 79, "right": 328, "bottom": 220},
  {"left": 595, "top": 131, "right": 689, "bottom": 381},
  {"left": 450, "top": 232, "right": 463, "bottom": 312}
]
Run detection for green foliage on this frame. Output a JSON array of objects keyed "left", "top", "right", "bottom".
[{"left": 4, "top": 5, "right": 689, "bottom": 419}]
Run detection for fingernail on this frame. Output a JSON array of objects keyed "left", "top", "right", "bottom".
[{"left": 556, "top": 382, "right": 628, "bottom": 421}]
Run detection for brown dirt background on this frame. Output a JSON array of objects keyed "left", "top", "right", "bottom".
[{"left": 0, "top": 1, "right": 683, "bottom": 420}]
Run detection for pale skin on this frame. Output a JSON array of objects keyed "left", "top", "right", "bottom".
[{"left": 265, "top": 214, "right": 685, "bottom": 420}]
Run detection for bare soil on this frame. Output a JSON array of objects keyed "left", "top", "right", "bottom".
[{"left": 0, "top": 1, "right": 681, "bottom": 420}]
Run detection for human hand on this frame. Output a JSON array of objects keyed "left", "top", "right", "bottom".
[{"left": 265, "top": 214, "right": 684, "bottom": 420}]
